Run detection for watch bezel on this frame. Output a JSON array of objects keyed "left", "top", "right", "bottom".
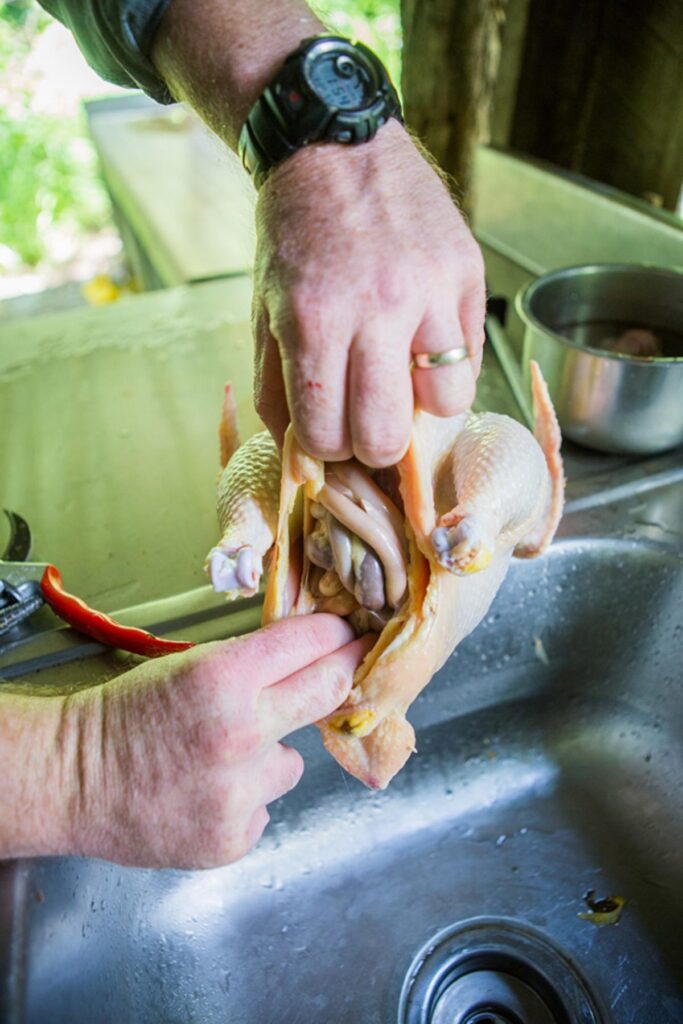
[
  {"left": 238, "top": 34, "right": 403, "bottom": 188},
  {"left": 301, "top": 37, "right": 382, "bottom": 113}
]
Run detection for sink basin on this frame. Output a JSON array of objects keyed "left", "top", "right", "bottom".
[{"left": 2, "top": 475, "right": 682, "bottom": 1024}]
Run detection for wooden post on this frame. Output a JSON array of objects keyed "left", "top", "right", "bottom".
[{"left": 400, "top": 0, "right": 508, "bottom": 212}]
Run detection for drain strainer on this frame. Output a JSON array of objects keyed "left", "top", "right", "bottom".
[{"left": 398, "top": 918, "right": 603, "bottom": 1024}]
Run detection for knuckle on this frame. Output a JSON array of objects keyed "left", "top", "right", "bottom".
[
  {"left": 227, "top": 721, "right": 263, "bottom": 762},
  {"left": 432, "top": 231, "right": 484, "bottom": 292},
  {"left": 375, "top": 263, "right": 413, "bottom": 307},
  {"left": 278, "top": 283, "right": 330, "bottom": 339},
  {"left": 198, "top": 707, "right": 262, "bottom": 764},
  {"left": 262, "top": 615, "right": 352, "bottom": 670},
  {"left": 290, "top": 282, "right": 322, "bottom": 321},
  {"left": 196, "top": 718, "right": 232, "bottom": 761},
  {"left": 461, "top": 234, "right": 485, "bottom": 275}
]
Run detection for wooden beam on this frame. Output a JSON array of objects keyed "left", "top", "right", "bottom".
[{"left": 400, "top": 0, "right": 508, "bottom": 212}]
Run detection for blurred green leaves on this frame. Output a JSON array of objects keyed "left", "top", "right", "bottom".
[
  {"left": 312, "top": 0, "right": 401, "bottom": 87},
  {"left": 0, "top": 2, "right": 111, "bottom": 268},
  {"left": 0, "top": 109, "right": 111, "bottom": 266}
]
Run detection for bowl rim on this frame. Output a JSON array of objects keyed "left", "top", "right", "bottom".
[{"left": 515, "top": 262, "right": 683, "bottom": 364}]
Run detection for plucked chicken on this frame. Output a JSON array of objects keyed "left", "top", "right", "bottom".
[{"left": 207, "top": 365, "right": 564, "bottom": 788}]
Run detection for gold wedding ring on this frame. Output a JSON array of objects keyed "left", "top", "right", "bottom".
[{"left": 412, "top": 346, "right": 469, "bottom": 369}]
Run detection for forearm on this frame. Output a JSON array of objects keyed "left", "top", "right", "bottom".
[
  {"left": 151, "top": 0, "right": 325, "bottom": 150},
  {"left": 0, "top": 692, "right": 73, "bottom": 858}
]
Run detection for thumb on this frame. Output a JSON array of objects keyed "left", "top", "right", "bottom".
[{"left": 259, "top": 634, "right": 375, "bottom": 741}]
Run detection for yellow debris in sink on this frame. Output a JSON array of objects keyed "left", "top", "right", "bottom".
[{"left": 578, "top": 890, "right": 626, "bottom": 926}]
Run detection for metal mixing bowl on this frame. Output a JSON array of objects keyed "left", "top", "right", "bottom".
[{"left": 516, "top": 264, "right": 683, "bottom": 454}]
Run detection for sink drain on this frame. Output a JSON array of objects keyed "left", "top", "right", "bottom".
[
  {"left": 432, "top": 968, "right": 556, "bottom": 1024},
  {"left": 398, "top": 919, "right": 603, "bottom": 1024}
]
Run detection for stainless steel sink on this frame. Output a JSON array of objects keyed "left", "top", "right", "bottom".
[
  {"left": 3, "top": 147, "right": 683, "bottom": 1024},
  {"left": 2, "top": 466, "right": 682, "bottom": 1024}
]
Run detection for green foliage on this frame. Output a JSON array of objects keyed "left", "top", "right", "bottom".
[
  {"left": 310, "top": 0, "right": 402, "bottom": 87},
  {"left": 0, "top": 108, "right": 111, "bottom": 266},
  {"left": 1, "top": 0, "right": 34, "bottom": 30},
  {"left": 0, "top": 3, "right": 111, "bottom": 268}
]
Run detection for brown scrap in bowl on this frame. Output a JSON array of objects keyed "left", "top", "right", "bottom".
[{"left": 601, "top": 328, "right": 663, "bottom": 358}]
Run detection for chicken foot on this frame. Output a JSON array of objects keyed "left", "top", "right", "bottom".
[{"left": 208, "top": 387, "right": 281, "bottom": 598}]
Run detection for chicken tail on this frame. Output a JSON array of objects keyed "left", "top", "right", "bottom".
[{"left": 219, "top": 382, "right": 241, "bottom": 468}]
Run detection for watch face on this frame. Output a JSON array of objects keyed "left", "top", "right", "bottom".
[{"left": 306, "top": 49, "right": 375, "bottom": 110}]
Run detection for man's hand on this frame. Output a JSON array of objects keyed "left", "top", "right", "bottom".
[
  {"left": 1, "top": 616, "right": 370, "bottom": 868},
  {"left": 151, "top": 0, "right": 486, "bottom": 469},
  {"left": 253, "top": 120, "right": 485, "bottom": 466}
]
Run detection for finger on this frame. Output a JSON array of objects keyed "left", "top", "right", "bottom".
[
  {"left": 460, "top": 282, "right": 486, "bottom": 380},
  {"left": 253, "top": 303, "right": 289, "bottom": 447},
  {"left": 411, "top": 311, "right": 476, "bottom": 417},
  {"left": 259, "top": 634, "right": 375, "bottom": 740},
  {"left": 214, "top": 614, "right": 355, "bottom": 692},
  {"left": 271, "top": 298, "right": 353, "bottom": 460},
  {"left": 260, "top": 742, "right": 305, "bottom": 805},
  {"left": 348, "top": 320, "right": 417, "bottom": 468}
]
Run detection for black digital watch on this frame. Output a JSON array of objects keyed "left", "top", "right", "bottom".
[{"left": 238, "top": 35, "right": 403, "bottom": 189}]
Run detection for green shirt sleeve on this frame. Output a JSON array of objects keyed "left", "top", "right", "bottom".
[{"left": 37, "top": 0, "right": 174, "bottom": 104}]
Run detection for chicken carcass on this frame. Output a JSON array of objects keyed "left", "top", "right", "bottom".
[{"left": 207, "top": 365, "right": 564, "bottom": 788}]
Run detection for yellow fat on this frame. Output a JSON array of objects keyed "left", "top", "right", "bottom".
[{"left": 328, "top": 708, "right": 377, "bottom": 736}]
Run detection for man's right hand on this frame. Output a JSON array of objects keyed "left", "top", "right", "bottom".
[
  {"left": 33, "top": 616, "right": 369, "bottom": 869},
  {"left": 151, "top": 0, "right": 486, "bottom": 468}
]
